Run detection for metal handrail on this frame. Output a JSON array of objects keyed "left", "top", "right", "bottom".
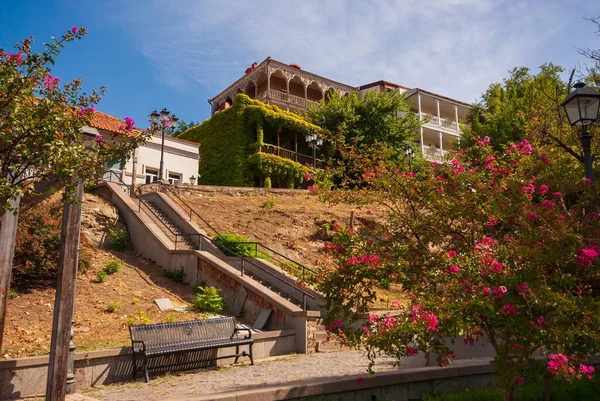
[
  {"left": 224, "top": 241, "right": 317, "bottom": 282},
  {"left": 131, "top": 183, "right": 315, "bottom": 309},
  {"left": 154, "top": 182, "right": 317, "bottom": 280},
  {"left": 102, "top": 170, "right": 133, "bottom": 197}
]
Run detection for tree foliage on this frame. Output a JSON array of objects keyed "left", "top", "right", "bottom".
[
  {"left": 317, "top": 133, "right": 600, "bottom": 400},
  {"left": 0, "top": 27, "right": 152, "bottom": 214},
  {"left": 307, "top": 90, "right": 420, "bottom": 160}
]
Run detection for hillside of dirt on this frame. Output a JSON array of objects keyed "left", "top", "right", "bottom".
[
  {"left": 177, "top": 188, "right": 403, "bottom": 307},
  {"left": 3, "top": 193, "right": 212, "bottom": 359}
]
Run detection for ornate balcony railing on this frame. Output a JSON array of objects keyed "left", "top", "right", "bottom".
[
  {"left": 255, "top": 90, "right": 321, "bottom": 109},
  {"left": 260, "top": 144, "right": 323, "bottom": 168}
]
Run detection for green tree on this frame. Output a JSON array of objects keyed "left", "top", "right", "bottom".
[
  {"left": 170, "top": 119, "right": 197, "bottom": 136},
  {"left": 0, "top": 27, "right": 151, "bottom": 214},
  {"left": 307, "top": 90, "right": 421, "bottom": 160},
  {"left": 317, "top": 136, "right": 600, "bottom": 401}
]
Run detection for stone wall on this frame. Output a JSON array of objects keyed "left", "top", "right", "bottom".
[
  {"left": 0, "top": 330, "right": 295, "bottom": 400},
  {"left": 169, "top": 184, "right": 308, "bottom": 198}
]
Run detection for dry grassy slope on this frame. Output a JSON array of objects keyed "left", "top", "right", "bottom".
[
  {"left": 3, "top": 194, "right": 206, "bottom": 359},
  {"left": 181, "top": 190, "right": 404, "bottom": 308}
]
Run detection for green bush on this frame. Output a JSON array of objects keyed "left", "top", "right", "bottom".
[
  {"left": 126, "top": 311, "right": 151, "bottom": 326},
  {"left": 193, "top": 286, "right": 224, "bottom": 314},
  {"left": 109, "top": 228, "right": 129, "bottom": 251},
  {"left": 263, "top": 198, "right": 276, "bottom": 209},
  {"left": 104, "top": 259, "right": 122, "bottom": 275},
  {"left": 8, "top": 289, "right": 17, "bottom": 299},
  {"left": 164, "top": 268, "right": 185, "bottom": 284},
  {"left": 131, "top": 298, "right": 140, "bottom": 305},
  {"left": 164, "top": 314, "right": 177, "bottom": 323},
  {"left": 247, "top": 152, "right": 309, "bottom": 189},
  {"left": 106, "top": 301, "right": 119, "bottom": 313},
  {"left": 96, "top": 270, "right": 107, "bottom": 283},
  {"left": 214, "top": 233, "right": 256, "bottom": 257}
]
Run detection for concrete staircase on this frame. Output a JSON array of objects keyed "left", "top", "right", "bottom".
[{"left": 314, "top": 323, "right": 347, "bottom": 353}]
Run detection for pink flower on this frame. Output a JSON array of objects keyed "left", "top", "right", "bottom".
[
  {"left": 347, "top": 256, "right": 359, "bottom": 266},
  {"left": 124, "top": 116, "right": 135, "bottom": 130},
  {"left": 539, "top": 184, "right": 549, "bottom": 195},
  {"left": 88, "top": 106, "right": 95, "bottom": 113},
  {"left": 356, "top": 376, "right": 365, "bottom": 383},
  {"left": 527, "top": 213, "right": 538, "bottom": 221},
  {"left": 423, "top": 311, "right": 438, "bottom": 331},
  {"left": 407, "top": 171, "right": 415, "bottom": 177},
  {"left": 364, "top": 172, "right": 373, "bottom": 179},
  {"left": 453, "top": 166, "right": 465, "bottom": 175},
  {"left": 541, "top": 200, "right": 554, "bottom": 210},
  {"left": 366, "top": 209, "right": 372, "bottom": 215},
  {"left": 479, "top": 237, "right": 494, "bottom": 247},
  {"left": 584, "top": 178, "right": 592, "bottom": 185},
  {"left": 580, "top": 364, "right": 595, "bottom": 380},
  {"left": 487, "top": 216, "right": 498, "bottom": 226},
  {"left": 553, "top": 192, "right": 562, "bottom": 198},
  {"left": 390, "top": 301, "right": 401, "bottom": 310},
  {"left": 42, "top": 74, "right": 60, "bottom": 89},
  {"left": 8, "top": 52, "right": 23, "bottom": 65},
  {"left": 362, "top": 326, "right": 370, "bottom": 337},
  {"left": 557, "top": 215, "right": 565, "bottom": 222},
  {"left": 516, "top": 283, "right": 529, "bottom": 295},
  {"left": 502, "top": 303, "right": 518, "bottom": 316},
  {"left": 514, "top": 376, "right": 524, "bottom": 386},
  {"left": 536, "top": 316, "right": 546, "bottom": 327},
  {"left": 449, "top": 265, "right": 461, "bottom": 273},
  {"left": 491, "top": 262, "right": 503, "bottom": 273},
  {"left": 382, "top": 316, "right": 396, "bottom": 330},
  {"left": 492, "top": 286, "right": 507, "bottom": 298},
  {"left": 521, "top": 184, "right": 535, "bottom": 194},
  {"left": 485, "top": 155, "right": 496, "bottom": 168},
  {"left": 445, "top": 250, "right": 457, "bottom": 259},
  {"left": 94, "top": 133, "right": 103, "bottom": 144},
  {"left": 513, "top": 343, "right": 525, "bottom": 350},
  {"left": 71, "top": 26, "right": 78, "bottom": 33},
  {"left": 406, "top": 346, "right": 417, "bottom": 357},
  {"left": 303, "top": 173, "right": 312, "bottom": 180},
  {"left": 164, "top": 117, "right": 171, "bottom": 127},
  {"left": 548, "top": 353, "right": 569, "bottom": 375},
  {"left": 576, "top": 246, "right": 599, "bottom": 267}
]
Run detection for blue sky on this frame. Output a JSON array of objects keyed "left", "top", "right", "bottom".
[{"left": 1, "top": 1, "right": 599, "bottom": 128}]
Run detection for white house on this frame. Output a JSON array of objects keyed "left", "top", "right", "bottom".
[{"left": 84, "top": 111, "right": 199, "bottom": 187}]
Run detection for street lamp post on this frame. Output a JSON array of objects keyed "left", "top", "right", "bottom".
[
  {"left": 304, "top": 132, "right": 323, "bottom": 168},
  {"left": 561, "top": 82, "right": 600, "bottom": 182},
  {"left": 149, "top": 108, "right": 179, "bottom": 182},
  {"left": 404, "top": 145, "right": 415, "bottom": 171}
]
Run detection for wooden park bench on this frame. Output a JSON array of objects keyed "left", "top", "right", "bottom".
[{"left": 129, "top": 316, "right": 253, "bottom": 382}]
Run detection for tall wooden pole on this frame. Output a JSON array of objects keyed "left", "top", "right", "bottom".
[
  {"left": 46, "top": 180, "right": 83, "bottom": 401},
  {"left": 0, "top": 196, "right": 21, "bottom": 352}
]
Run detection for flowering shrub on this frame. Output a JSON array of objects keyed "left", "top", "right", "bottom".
[{"left": 317, "top": 136, "right": 600, "bottom": 400}]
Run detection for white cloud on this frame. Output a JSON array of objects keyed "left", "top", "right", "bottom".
[{"left": 114, "top": 0, "right": 587, "bottom": 104}]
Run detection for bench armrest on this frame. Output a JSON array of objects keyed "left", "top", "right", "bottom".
[
  {"left": 234, "top": 327, "right": 252, "bottom": 339},
  {"left": 131, "top": 340, "right": 146, "bottom": 353}
]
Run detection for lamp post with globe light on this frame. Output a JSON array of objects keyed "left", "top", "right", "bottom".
[
  {"left": 148, "top": 108, "right": 179, "bottom": 182},
  {"left": 561, "top": 82, "right": 600, "bottom": 182},
  {"left": 304, "top": 132, "right": 323, "bottom": 168}
]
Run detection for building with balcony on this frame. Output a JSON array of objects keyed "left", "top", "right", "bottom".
[
  {"left": 210, "top": 58, "right": 356, "bottom": 115},
  {"left": 356, "top": 80, "right": 470, "bottom": 162},
  {"left": 210, "top": 58, "right": 470, "bottom": 164}
]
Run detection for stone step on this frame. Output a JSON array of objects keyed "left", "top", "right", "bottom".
[{"left": 315, "top": 340, "right": 346, "bottom": 353}]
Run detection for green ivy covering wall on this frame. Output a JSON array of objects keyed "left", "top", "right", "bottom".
[
  {"left": 247, "top": 152, "right": 309, "bottom": 189},
  {"left": 179, "top": 93, "right": 319, "bottom": 187}
]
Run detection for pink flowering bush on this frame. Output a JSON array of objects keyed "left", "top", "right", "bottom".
[{"left": 317, "top": 135, "right": 600, "bottom": 401}]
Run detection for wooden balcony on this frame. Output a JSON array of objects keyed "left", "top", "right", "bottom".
[
  {"left": 256, "top": 89, "right": 319, "bottom": 109},
  {"left": 260, "top": 144, "right": 323, "bottom": 168}
]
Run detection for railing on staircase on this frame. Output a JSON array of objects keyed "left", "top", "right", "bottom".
[
  {"left": 152, "top": 183, "right": 319, "bottom": 283},
  {"left": 103, "top": 174, "right": 315, "bottom": 310}
]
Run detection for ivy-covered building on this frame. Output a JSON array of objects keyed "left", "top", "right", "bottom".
[{"left": 179, "top": 94, "right": 320, "bottom": 188}]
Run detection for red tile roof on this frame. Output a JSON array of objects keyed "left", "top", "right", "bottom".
[{"left": 89, "top": 111, "right": 140, "bottom": 136}]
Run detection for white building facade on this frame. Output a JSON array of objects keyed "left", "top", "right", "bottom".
[{"left": 85, "top": 111, "right": 199, "bottom": 187}]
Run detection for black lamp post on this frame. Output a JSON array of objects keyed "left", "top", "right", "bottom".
[
  {"left": 561, "top": 82, "right": 600, "bottom": 182},
  {"left": 149, "top": 108, "right": 179, "bottom": 182},
  {"left": 404, "top": 145, "right": 415, "bottom": 170},
  {"left": 304, "top": 132, "right": 323, "bottom": 168}
]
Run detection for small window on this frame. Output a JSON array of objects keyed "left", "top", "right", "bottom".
[
  {"left": 168, "top": 172, "right": 181, "bottom": 185},
  {"left": 145, "top": 168, "right": 159, "bottom": 184}
]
